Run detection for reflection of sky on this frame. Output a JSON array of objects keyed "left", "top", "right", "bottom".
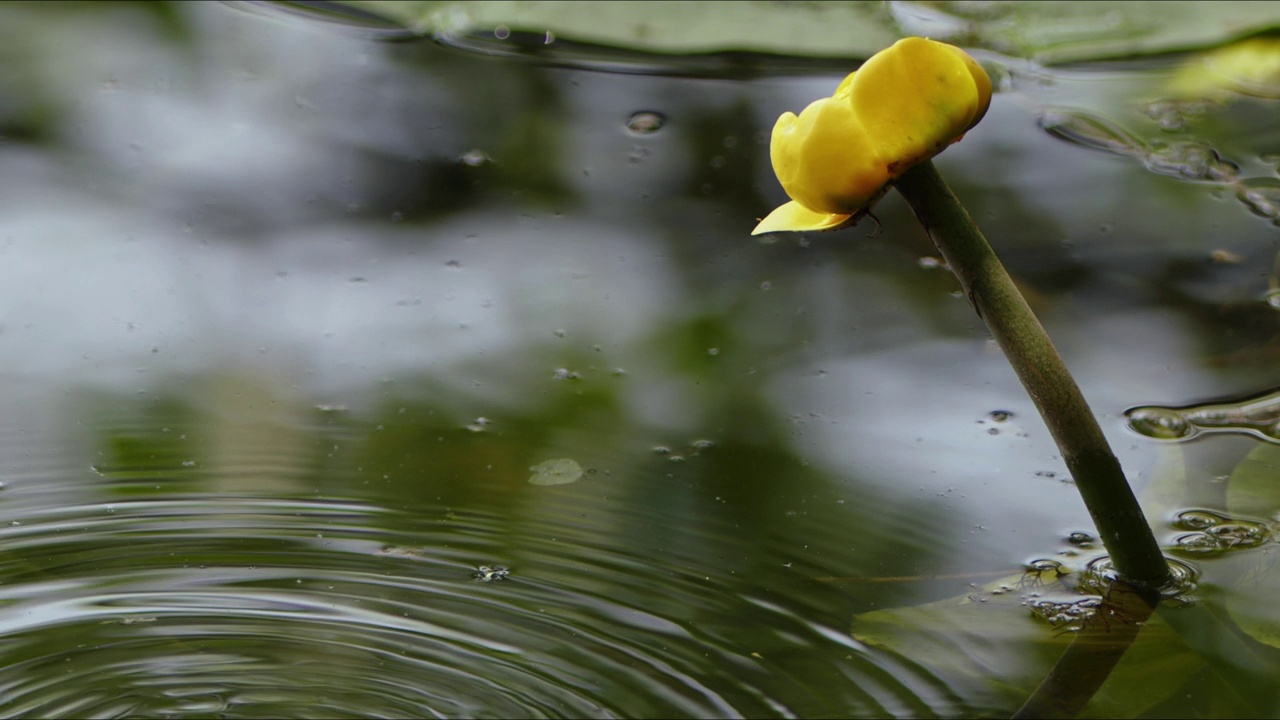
[{"left": 0, "top": 2, "right": 1276, "bottom": 565}]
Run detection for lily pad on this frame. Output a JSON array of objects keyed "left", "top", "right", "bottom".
[
  {"left": 339, "top": 0, "right": 1280, "bottom": 65},
  {"left": 528, "top": 457, "right": 583, "bottom": 485},
  {"left": 344, "top": 0, "right": 898, "bottom": 60}
]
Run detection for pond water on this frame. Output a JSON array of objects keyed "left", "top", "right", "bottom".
[{"left": 2, "top": 2, "right": 1280, "bottom": 717}]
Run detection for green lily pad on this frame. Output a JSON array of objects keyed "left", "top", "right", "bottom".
[
  {"left": 337, "top": 0, "right": 1280, "bottom": 65},
  {"left": 344, "top": 0, "right": 898, "bottom": 59}
]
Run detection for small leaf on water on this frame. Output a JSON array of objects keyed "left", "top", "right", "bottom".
[{"left": 528, "top": 457, "right": 584, "bottom": 485}]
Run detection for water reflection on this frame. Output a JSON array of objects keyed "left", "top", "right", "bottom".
[{"left": 2, "top": 0, "right": 1280, "bottom": 716}]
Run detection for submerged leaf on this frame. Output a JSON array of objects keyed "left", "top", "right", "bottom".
[
  {"left": 1212, "top": 444, "right": 1280, "bottom": 649},
  {"left": 850, "top": 574, "right": 1202, "bottom": 717},
  {"left": 528, "top": 457, "right": 584, "bottom": 485}
]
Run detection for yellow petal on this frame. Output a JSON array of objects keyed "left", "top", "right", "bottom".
[
  {"left": 942, "top": 44, "right": 992, "bottom": 131},
  {"left": 751, "top": 201, "right": 851, "bottom": 235},
  {"left": 770, "top": 96, "right": 885, "bottom": 215},
  {"left": 850, "top": 37, "right": 989, "bottom": 173},
  {"left": 754, "top": 37, "right": 990, "bottom": 233}
]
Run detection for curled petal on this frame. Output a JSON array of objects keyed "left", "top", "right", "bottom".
[
  {"left": 755, "top": 37, "right": 991, "bottom": 233},
  {"left": 751, "top": 201, "right": 852, "bottom": 235},
  {"left": 851, "top": 37, "right": 989, "bottom": 171},
  {"left": 770, "top": 97, "right": 884, "bottom": 215}
]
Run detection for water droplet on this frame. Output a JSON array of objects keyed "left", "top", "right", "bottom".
[
  {"left": 1125, "top": 407, "right": 1193, "bottom": 440},
  {"left": 707, "top": 348, "right": 720, "bottom": 356},
  {"left": 626, "top": 111, "right": 665, "bottom": 135},
  {"left": 988, "top": 410, "right": 1013, "bottom": 422}
]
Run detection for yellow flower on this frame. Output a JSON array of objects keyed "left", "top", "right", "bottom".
[{"left": 753, "top": 38, "right": 992, "bottom": 235}]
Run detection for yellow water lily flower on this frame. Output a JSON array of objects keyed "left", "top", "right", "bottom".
[{"left": 753, "top": 37, "right": 992, "bottom": 235}]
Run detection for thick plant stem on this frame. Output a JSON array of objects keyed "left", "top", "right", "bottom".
[{"left": 893, "top": 160, "right": 1171, "bottom": 590}]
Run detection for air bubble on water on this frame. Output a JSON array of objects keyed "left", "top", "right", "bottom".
[
  {"left": 552, "top": 368, "right": 579, "bottom": 380},
  {"left": 918, "top": 256, "right": 944, "bottom": 269},
  {"left": 691, "top": 439, "right": 714, "bottom": 450},
  {"left": 465, "top": 417, "right": 490, "bottom": 433},
  {"left": 553, "top": 328, "right": 566, "bottom": 338},
  {"left": 493, "top": 25, "right": 510, "bottom": 39},
  {"left": 1085, "top": 555, "right": 1199, "bottom": 599},
  {"left": 707, "top": 348, "right": 720, "bottom": 356},
  {"left": 543, "top": 30, "right": 555, "bottom": 44},
  {"left": 1174, "top": 531, "right": 1221, "bottom": 555},
  {"left": 988, "top": 410, "right": 1013, "bottom": 422},
  {"left": 652, "top": 446, "right": 671, "bottom": 455},
  {"left": 181, "top": 460, "right": 196, "bottom": 467},
  {"left": 626, "top": 111, "right": 665, "bottom": 135},
  {"left": 1125, "top": 407, "right": 1193, "bottom": 440},
  {"left": 1208, "top": 521, "right": 1270, "bottom": 548},
  {"left": 1174, "top": 509, "right": 1224, "bottom": 530},
  {"left": 1066, "top": 531, "right": 1094, "bottom": 546}
]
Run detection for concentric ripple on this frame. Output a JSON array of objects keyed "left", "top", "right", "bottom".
[{"left": 0, "top": 471, "right": 930, "bottom": 719}]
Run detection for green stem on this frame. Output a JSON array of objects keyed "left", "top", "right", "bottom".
[{"left": 893, "top": 160, "right": 1171, "bottom": 590}]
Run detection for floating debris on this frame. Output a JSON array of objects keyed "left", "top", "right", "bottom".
[
  {"left": 473, "top": 564, "right": 510, "bottom": 582},
  {"left": 528, "top": 458, "right": 583, "bottom": 485}
]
